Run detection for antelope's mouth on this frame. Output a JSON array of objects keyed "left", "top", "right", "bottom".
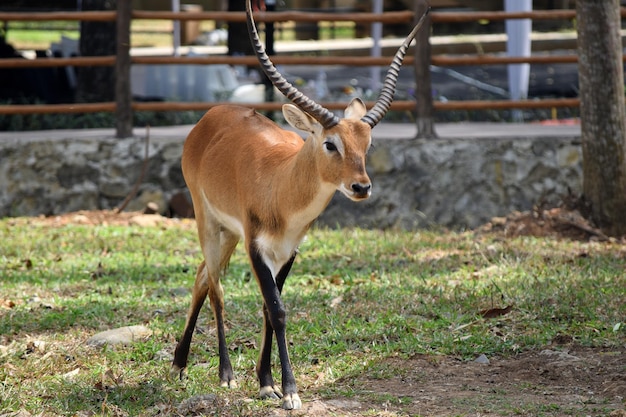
[{"left": 340, "top": 183, "right": 372, "bottom": 201}]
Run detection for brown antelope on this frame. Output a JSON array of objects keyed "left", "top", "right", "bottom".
[{"left": 171, "top": 0, "right": 429, "bottom": 409}]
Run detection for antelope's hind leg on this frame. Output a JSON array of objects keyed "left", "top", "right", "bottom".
[
  {"left": 171, "top": 260, "right": 210, "bottom": 380},
  {"left": 212, "top": 229, "right": 239, "bottom": 387},
  {"left": 171, "top": 220, "right": 239, "bottom": 388}
]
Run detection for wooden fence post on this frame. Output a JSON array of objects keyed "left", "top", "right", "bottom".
[
  {"left": 413, "top": 1, "right": 437, "bottom": 139},
  {"left": 115, "top": 0, "right": 133, "bottom": 138}
]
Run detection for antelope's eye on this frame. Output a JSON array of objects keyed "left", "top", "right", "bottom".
[{"left": 324, "top": 141, "right": 338, "bottom": 152}]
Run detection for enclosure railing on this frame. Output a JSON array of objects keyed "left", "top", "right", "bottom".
[{"left": 0, "top": 6, "right": 616, "bottom": 137}]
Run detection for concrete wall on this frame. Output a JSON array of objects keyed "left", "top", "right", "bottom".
[{"left": 0, "top": 123, "right": 582, "bottom": 229}]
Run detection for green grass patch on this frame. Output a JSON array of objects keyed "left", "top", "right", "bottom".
[
  {"left": 4, "top": 19, "right": 354, "bottom": 51},
  {"left": 0, "top": 218, "right": 624, "bottom": 416}
]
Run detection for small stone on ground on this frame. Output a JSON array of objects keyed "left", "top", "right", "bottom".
[{"left": 86, "top": 325, "right": 152, "bottom": 347}]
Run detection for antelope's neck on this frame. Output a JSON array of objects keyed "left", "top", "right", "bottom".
[
  {"left": 251, "top": 138, "right": 336, "bottom": 277},
  {"left": 282, "top": 138, "right": 335, "bottom": 223}
]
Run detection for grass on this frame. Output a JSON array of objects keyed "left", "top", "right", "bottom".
[{"left": 0, "top": 218, "right": 624, "bottom": 416}]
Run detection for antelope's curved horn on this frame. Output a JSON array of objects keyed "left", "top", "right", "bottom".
[
  {"left": 246, "top": 0, "right": 340, "bottom": 129},
  {"left": 361, "top": 7, "right": 430, "bottom": 128}
]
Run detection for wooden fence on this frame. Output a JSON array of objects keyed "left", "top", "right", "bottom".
[{"left": 0, "top": 5, "right": 603, "bottom": 137}]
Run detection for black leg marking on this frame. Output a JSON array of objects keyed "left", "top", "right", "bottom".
[
  {"left": 210, "top": 289, "right": 236, "bottom": 387},
  {"left": 256, "top": 253, "right": 296, "bottom": 399},
  {"left": 249, "top": 244, "right": 301, "bottom": 409},
  {"left": 172, "top": 289, "right": 207, "bottom": 379}
]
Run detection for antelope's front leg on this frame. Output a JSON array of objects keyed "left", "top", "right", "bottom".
[
  {"left": 249, "top": 244, "right": 301, "bottom": 410},
  {"left": 256, "top": 254, "right": 297, "bottom": 402},
  {"left": 257, "top": 306, "right": 282, "bottom": 400}
]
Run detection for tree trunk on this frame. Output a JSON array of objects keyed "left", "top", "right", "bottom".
[
  {"left": 115, "top": 0, "right": 132, "bottom": 138},
  {"left": 576, "top": 0, "right": 626, "bottom": 236},
  {"left": 413, "top": 1, "right": 437, "bottom": 139},
  {"left": 75, "top": 0, "right": 117, "bottom": 103}
]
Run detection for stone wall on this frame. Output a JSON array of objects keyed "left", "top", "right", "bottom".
[
  {"left": 323, "top": 135, "right": 582, "bottom": 229},
  {"left": 0, "top": 124, "right": 582, "bottom": 229}
]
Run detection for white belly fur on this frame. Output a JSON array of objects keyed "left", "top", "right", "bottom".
[{"left": 255, "top": 232, "right": 301, "bottom": 279}]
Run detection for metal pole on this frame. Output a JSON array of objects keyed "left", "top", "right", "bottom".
[
  {"left": 505, "top": 0, "right": 532, "bottom": 122},
  {"left": 115, "top": 0, "right": 133, "bottom": 138}
]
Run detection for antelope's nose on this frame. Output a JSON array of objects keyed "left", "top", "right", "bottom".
[{"left": 351, "top": 182, "right": 372, "bottom": 198}]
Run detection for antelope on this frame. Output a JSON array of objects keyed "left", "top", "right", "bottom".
[{"left": 171, "top": 0, "right": 429, "bottom": 409}]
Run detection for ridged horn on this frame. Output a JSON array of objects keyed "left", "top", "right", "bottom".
[
  {"left": 361, "top": 7, "right": 430, "bottom": 128},
  {"left": 246, "top": 0, "right": 340, "bottom": 129}
]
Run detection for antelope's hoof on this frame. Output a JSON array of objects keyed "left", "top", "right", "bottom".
[
  {"left": 282, "top": 393, "right": 302, "bottom": 410},
  {"left": 169, "top": 364, "right": 186, "bottom": 381},
  {"left": 220, "top": 379, "right": 238, "bottom": 389},
  {"left": 259, "top": 385, "right": 283, "bottom": 400}
]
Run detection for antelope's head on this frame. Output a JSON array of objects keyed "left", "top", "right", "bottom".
[
  {"left": 246, "top": 0, "right": 428, "bottom": 201},
  {"left": 282, "top": 98, "right": 372, "bottom": 201}
]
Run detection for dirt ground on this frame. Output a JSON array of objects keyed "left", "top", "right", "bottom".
[
  {"left": 25, "top": 197, "right": 621, "bottom": 241},
  {"left": 347, "top": 346, "right": 625, "bottom": 417},
  {"left": 18, "top": 207, "right": 626, "bottom": 417}
]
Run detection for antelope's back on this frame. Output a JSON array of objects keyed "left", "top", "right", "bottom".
[{"left": 181, "top": 105, "right": 305, "bottom": 214}]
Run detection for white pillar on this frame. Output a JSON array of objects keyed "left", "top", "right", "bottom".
[
  {"left": 370, "top": 0, "right": 383, "bottom": 92},
  {"left": 505, "top": 0, "right": 531, "bottom": 121}
]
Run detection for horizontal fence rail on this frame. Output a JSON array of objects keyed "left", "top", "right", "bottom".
[
  {"left": 133, "top": 10, "right": 416, "bottom": 23},
  {"left": 0, "top": 98, "right": 580, "bottom": 115},
  {"left": 6, "top": 52, "right": 617, "bottom": 69},
  {"left": 0, "top": 56, "right": 116, "bottom": 68},
  {"left": 1, "top": 7, "right": 616, "bottom": 136},
  {"left": 5, "top": 8, "right": 622, "bottom": 22},
  {"left": 0, "top": 11, "right": 116, "bottom": 21}
]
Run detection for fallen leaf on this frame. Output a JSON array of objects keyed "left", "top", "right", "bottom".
[
  {"left": 62, "top": 368, "right": 80, "bottom": 380},
  {"left": 329, "top": 296, "right": 343, "bottom": 309},
  {"left": 25, "top": 340, "right": 46, "bottom": 355},
  {"left": 452, "top": 322, "right": 473, "bottom": 332},
  {"left": 229, "top": 337, "right": 257, "bottom": 351},
  {"left": 480, "top": 305, "right": 513, "bottom": 319},
  {"left": 328, "top": 274, "right": 343, "bottom": 285}
]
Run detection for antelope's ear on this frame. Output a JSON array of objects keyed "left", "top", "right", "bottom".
[
  {"left": 283, "top": 104, "right": 321, "bottom": 135},
  {"left": 344, "top": 98, "right": 367, "bottom": 120}
]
